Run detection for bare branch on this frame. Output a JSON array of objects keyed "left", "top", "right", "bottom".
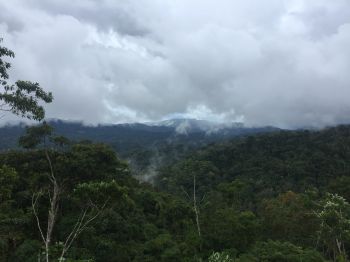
[
  {"left": 32, "top": 192, "right": 46, "bottom": 244},
  {"left": 181, "top": 186, "right": 191, "bottom": 201},
  {"left": 59, "top": 198, "right": 110, "bottom": 260},
  {"left": 45, "top": 150, "right": 56, "bottom": 184},
  {"left": 199, "top": 193, "right": 207, "bottom": 205}
]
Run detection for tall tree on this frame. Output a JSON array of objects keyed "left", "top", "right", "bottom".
[
  {"left": 19, "top": 124, "right": 117, "bottom": 261},
  {"left": 316, "top": 193, "right": 350, "bottom": 262}
]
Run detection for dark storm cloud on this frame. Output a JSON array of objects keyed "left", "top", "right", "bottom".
[{"left": 1, "top": 0, "right": 350, "bottom": 128}]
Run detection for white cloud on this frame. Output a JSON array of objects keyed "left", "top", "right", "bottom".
[{"left": 1, "top": 0, "right": 350, "bottom": 128}]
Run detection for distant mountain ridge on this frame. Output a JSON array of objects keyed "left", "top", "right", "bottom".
[
  {"left": 0, "top": 119, "right": 280, "bottom": 179},
  {"left": 0, "top": 118, "right": 279, "bottom": 151}
]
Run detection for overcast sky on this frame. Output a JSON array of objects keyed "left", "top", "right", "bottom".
[{"left": 1, "top": 0, "right": 350, "bottom": 128}]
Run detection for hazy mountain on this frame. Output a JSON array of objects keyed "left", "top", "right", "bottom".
[
  {"left": 0, "top": 119, "right": 279, "bottom": 151},
  {"left": 0, "top": 119, "right": 280, "bottom": 180}
]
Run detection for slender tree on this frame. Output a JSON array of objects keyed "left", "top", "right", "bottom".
[
  {"left": 20, "top": 124, "right": 114, "bottom": 261},
  {"left": 316, "top": 193, "right": 350, "bottom": 262}
]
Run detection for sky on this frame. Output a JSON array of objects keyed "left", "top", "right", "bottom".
[{"left": 1, "top": 0, "right": 350, "bottom": 128}]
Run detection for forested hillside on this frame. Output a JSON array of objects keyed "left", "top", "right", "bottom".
[
  {"left": 0, "top": 120, "right": 278, "bottom": 180},
  {"left": 2, "top": 124, "right": 350, "bottom": 261}
]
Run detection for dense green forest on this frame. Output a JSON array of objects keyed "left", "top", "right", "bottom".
[{"left": 2, "top": 124, "right": 350, "bottom": 261}]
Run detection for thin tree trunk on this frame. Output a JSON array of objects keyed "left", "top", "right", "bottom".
[
  {"left": 193, "top": 175, "right": 201, "bottom": 238},
  {"left": 32, "top": 150, "right": 61, "bottom": 262}
]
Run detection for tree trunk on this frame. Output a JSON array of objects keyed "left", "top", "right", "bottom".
[{"left": 193, "top": 175, "right": 201, "bottom": 238}]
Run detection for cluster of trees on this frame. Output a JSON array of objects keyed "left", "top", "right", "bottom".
[
  {"left": 155, "top": 126, "right": 350, "bottom": 261},
  {"left": 0, "top": 134, "right": 204, "bottom": 261},
  {"left": 4, "top": 125, "right": 350, "bottom": 261}
]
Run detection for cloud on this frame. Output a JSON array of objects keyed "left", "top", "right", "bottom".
[{"left": 0, "top": 0, "right": 350, "bottom": 128}]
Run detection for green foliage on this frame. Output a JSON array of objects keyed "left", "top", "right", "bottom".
[
  {"left": 208, "top": 251, "right": 234, "bottom": 262},
  {"left": 52, "top": 135, "right": 71, "bottom": 147},
  {"left": 143, "top": 233, "right": 180, "bottom": 261},
  {"left": 154, "top": 126, "right": 350, "bottom": 261},
  {"left": 0, "top": 141, "right": 202, "bottom": 261},
  {"left": 157, "top": 126, "right": 350, "bottom": 199},
  {"left": 73, "top": 180, "right": 127, "bottom": 206},
  {"left": 216, "top": 180, "right": 254, "bottom": 210},
  {"left": 238, "top": 240, "right": 326, "bottom": 262},
  {"left": 0, "top": 38, "right": 15, "bottom": 79},
  {"left": 0, "top": 38, "right": 53, "bottom": 121},
  {"left": 261, "top": 191, "right": 318, "bottom": 246},
  {"left": 316, "top": 193, "right": 350, "bottom": 261},
  {"left": 18, "top": 122, "right": 53, "bottom": 149},
  {"left": 202, "top": 208, "right": 260, "bottom": 253},
  {"left": 10, "top": 240, "right": 42, "bottom": 262},
  {"left": 158, "top": 159, "right": 220, "bottom": 198},
  {"left": 3, "top": 124, "right": 350, "bottom": 261},
  {"left": 1, "top": 81, "right": 53, "bottom": 120},
  {"left": 0, "top": 165, "right": 17, "bottom": 201}
]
